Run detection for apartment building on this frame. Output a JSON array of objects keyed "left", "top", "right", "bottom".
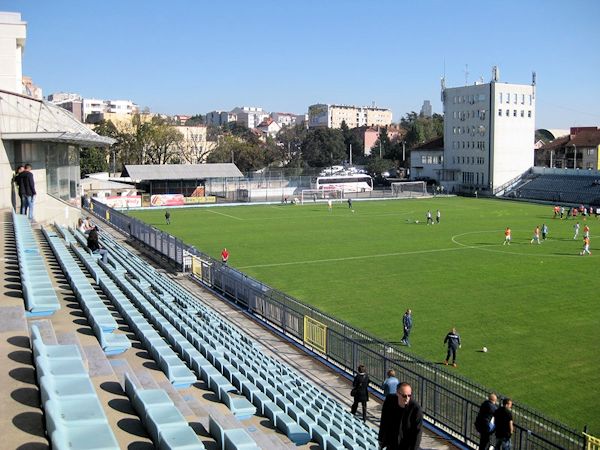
[{"left": 308, "top": 104, "right": 392, "bottom": 129}]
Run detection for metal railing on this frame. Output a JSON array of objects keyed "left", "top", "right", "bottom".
[{"left": 87, "top": 198, "right": 588, "bottom": 450}]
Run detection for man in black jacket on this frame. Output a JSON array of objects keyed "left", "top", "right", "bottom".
[
  {"left": 21, "top": 163, "right": 36, "bottom": 221},
  {"left": 13, "top": 166, "right": 26, "bottom": 214},
  {"left": 475, "top": 392, "right": 498, "bottom": 449},
  {"left": 443, "top": 327, "right": 461, "bottom": 367},
  {"left": 378, "top": 382, "right": 423, "bottom": 450}
]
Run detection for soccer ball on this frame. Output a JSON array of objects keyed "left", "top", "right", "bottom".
[
  {"left": 352, "top": 210, "right": 355, "bottom": 213},
  {"left": 482, "top": 347, "right": 488, "bottom": 353},
  {"left": 415, "top": 220, "right": 420, "bottom": 224}
]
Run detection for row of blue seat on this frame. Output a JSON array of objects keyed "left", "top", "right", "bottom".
[
  {"left": 13, "top": 212, "right": 60, "bottom": 316},
  {"left": 96, "top": 232, "right": 376, "bottom": 449},
  {"left": 42, "top": 227, "right": 130, "bottom": 355},
  {"left": 31, "top": 324, "right": 119, "bottom": 450},
  {"left": 124, "top": 373, "right": 205, "bottom": 449}
]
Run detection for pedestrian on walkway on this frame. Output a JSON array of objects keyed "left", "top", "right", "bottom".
[
  {"left": 350, "top": 364, "right": 369, "bottom": 421},
  {"left": 378, "top": 382, "right": 423, "bottom": 450},
  {"left": 475, "top": 393, "right": 498, "bottom": 450},
  {"left": 493, "top": 398, "right": 514, "bottom": 450},
  {"left": 22, "top": 163, "right": 36, "bottom": 221},
  {"left": 382, "top": 369, "right": 400, "bottom": 396}
]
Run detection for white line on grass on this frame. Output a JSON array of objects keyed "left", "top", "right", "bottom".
[
  {"left": 207, "top": 209, "right": 244, "bottom": 221},
  {"left": 237, "top": 244, "right": 496, "bottom": 269}
]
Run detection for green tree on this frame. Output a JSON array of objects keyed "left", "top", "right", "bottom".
[
  {"left": 340, "top": 121, "right": 364, "bottom": 163},
  {"left": 300, "top": 128, "right": 346, "bottom": 167},
  {"left": 185, "top": 114, "right": 205, "bottom": 126},
  {"left": 277, "top": 124, "right": 307, "bottom": 166},
  {"left": 372, "top": 126, "right": 392, "bottom": 158},
  {"left": 401, "top": 112, "right": 443, "bottom": 149},
  {"left": 80, "top": 147, "right": 109, "bottom": 177},
  {"left": 207, "top": 136, "right": 267, "bottom": 172}
]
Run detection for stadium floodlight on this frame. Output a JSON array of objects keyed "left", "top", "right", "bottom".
[
  {"left": 391, "top": 181, "right": 427, "bottom": 198},
  {"left": 300, "top": 189, "right": 345, "bottom": 205}
]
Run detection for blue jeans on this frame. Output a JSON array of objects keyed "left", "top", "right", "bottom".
[
  {"left": 93, "top": 249, "right": 108, "bottom": 263},
  {"left": 19, "top": 195, "right": 27, "bottom": 214},
  {"left": 496, "top": 437, "right": 512, "bottom": 450},
  {"left": 25, "top": 195, "right": 35, "bottom": 221}
]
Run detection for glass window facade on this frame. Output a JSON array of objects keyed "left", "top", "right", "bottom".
[{"left": 15, "top": 141, "right": 81, "bottom": 205}]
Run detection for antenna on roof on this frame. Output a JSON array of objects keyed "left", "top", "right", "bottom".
[
  {"left": 464, "top": 64, "right": 469, "bottom": 85},
  {"left": 492, "top": 66, "right": 500, "bottom": 82},
  {"left": 532, "top": 71, "right": 537, "bottom": 86}
]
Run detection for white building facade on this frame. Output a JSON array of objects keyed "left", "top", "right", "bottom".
[
  {"left": 441, "top": 73, "right": 536, "bottom": 193},
  {"left": 0, "top": 12, "right": 26, "bottom": 94},
  {"left": 205, "top": 110, "right": 237, "bottom": 127},
  {"left": 231, "top": 106, "right": 269, "bottom": 129}
]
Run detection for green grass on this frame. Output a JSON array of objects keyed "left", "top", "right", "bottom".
[{"left": 129, "top": 197, "right": 600, "bottom": 432}]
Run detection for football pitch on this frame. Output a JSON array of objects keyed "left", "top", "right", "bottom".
[{"left": 129, "top": 197, "right": 600, "bottom": 432}]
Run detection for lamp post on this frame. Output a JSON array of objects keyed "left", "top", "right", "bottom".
[{"left": 572, "top": 144, "right": 577, "bottom": 169}]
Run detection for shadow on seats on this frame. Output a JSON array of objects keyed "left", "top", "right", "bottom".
[
  {"left": 12, "top": 411, "right": 46, "bottom": 438},
  {"left": 16, "top": 442, "right": 49, "bottom": 450},
  {"left": 101, "top": 381, "right": 126, "bottom": 396},
  {"left": 127, "top": 442, "right": 154, "bottom": 450},
  {"left": 7, "top": 335, "right": 30, "bottom": 349},
  {"left": 11, "top": 387, "right": 40, "bottom": 408},
  {"left": 117, "top": 417, "right": 151, "bottom": 438},
  {"left": 8, "top": 350, "right": 33, "bottom": 365},
  {"left": 108, "top": 398, "right": 136, "bottom": 414},
  {"left": 188, "top": 421, "right": 210, "bottom": 438},
  {"left": 9, "top": 367, "right": 36, "bottom": 384},
  {"left": 76, "top": 327, "right": 94, "bottom": 336}
]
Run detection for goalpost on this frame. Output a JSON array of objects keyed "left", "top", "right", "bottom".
[
  {"left": 391, "top": 181, "right": 428, "bottom": 198},
  {"left": 300, "top": 189, "right": 345, "bottom": 205}
]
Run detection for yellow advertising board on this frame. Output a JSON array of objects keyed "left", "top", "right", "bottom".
[
  {"left": 184, "top": 196, "right": 217, "bottom": 204},
  {"left": 303, "top": 316, "right": 327, "bottom": 354}
]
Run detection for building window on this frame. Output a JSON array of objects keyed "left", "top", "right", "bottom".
[
  {"left": 506, "top": 109, "right": 509, "bottom": 116},
  {"left": 587, "top": 149, "right": 595, "bottom": 156},
  {"left": 506, "top": 95, "right": 510, "bottom": 104},
  {"left": 521, "top": 94, "right": 525, "bottom": 104},
  {"left": 498, "top": 109, "right": 502, "bottom": 116},
  {"left": 521, "top": 110, "right": 524, "bottom": 117},
  {"left": 513, "top": 110, "right": 517, "bottom": 117},
  {"left": 528, "top": 110, "right": 532, "bottom": 118},
  {"left": 513, "top": 93, "right": 517, "bottom": 104}
]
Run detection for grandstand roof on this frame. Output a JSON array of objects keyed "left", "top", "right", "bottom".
[
  {"left": 80, "top": 178, "right": 136, "bottom": 191},
  {"left": 123, "top": 163, "right": 243, "bottom": 181},
  {"left": 0, "top": 89, "right": 115, "bottom": 147}
]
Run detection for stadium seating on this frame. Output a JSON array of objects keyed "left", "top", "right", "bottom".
[
  {"left": 13, "top": 212, "right": 60, "bottom": 316},
  {"left": 82, "top": 227, "right": 380, "bottom": 448},
  {"left": 507, "top": 173, "right": 600, "bottom": 205},
  {"left": 124, "top": 374, "right": 205, "bottom": 449},
  {"left": 30, "top": 324, "right": 119, "bottom": 450},
  {"left": 42, "top": 227, "right": 130, "bottom": 355}
]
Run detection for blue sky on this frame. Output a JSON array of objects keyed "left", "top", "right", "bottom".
[{"left": 4, "top": 0, "right": 600, "bottom": 129}]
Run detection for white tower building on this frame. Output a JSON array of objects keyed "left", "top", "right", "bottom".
[{"left": 440, "top": 68, "right": 536, "bottom": 194}]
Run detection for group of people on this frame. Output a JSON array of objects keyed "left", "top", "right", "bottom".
[
  {"left": 350, "top": 368, "right": 513, "bottom": 450},
  {"left": 12, "top": 164, "right": 36, "bottom": 221},
  {"left": 553, "top": 204, "right": 598, "bottom": 220},
  {"left": 425, "top": 210, "right": 441, "bottom": 225},
  {"left": 503, "top": 222, "right": 592, "bottom": 255}
]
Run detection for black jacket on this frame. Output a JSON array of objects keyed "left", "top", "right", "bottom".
[
  {"left": 378, "top": 395, "right": 423, "bottom": 450},
  {"left": 14, "top": 172, "right": 26, "bottom": 195},
  {"left": 352, "top": 372, "right": 369, "bottom": 402},
  {"left": 475, "top": 399, "right": 497, "bottom": 433},
  {"left": 21, "top": 171, "right": 36, "bottom": 196}
]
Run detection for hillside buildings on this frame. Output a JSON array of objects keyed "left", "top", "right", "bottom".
[
  {"left": 535, "top": 127, "right": 600, "bottom": 170},
  {"left": 47, "top": 93, "right": 139, "bottom": 123},
  {"left": 308, "top": 104, "right": 393, "bottom": 129},
  {"left": 440, "top": 68, "right": 536, "bottom": 193}
]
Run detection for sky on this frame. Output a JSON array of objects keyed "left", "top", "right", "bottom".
[{"left": 3, "top": 0, "right": 600, "bottom": 129}]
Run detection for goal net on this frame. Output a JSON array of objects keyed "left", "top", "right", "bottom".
[
  {"left": 300, "top": 189, "right": 345, "bottom": 205},
  {"left": 391, "top": 181, "right": 427, "bottom": 197}
]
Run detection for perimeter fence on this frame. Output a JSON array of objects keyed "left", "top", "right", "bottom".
[{"left": 87, "top": 198, "right": 589, "bottom": 450}]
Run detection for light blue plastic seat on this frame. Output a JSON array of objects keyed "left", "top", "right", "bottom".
[
  {"left": 145, "top": 404, "right": 188, "bottom": 442},
  {"left": 219, "top": 387, "right": 256, "bottom": 420},
  {"left": 158, "top": 424, "right": 205, "bottom": 450},
  {"left": 223, "top": 428, "right": 260, "bottom": 450},
  {"left": 39, "top": 374, "right": 96, "bottom": 405},
  {"left": 50, "top": 419, "right": 119, "bottom": 450}
]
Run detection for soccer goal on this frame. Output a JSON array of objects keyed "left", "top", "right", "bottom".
[
  {"left": 391, "top": 181, "right": 428, "bottom": 198},
  {"left": 300, "top": 189, "right": 345, "bottom": 205}
]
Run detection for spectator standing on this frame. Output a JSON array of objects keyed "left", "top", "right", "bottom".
[
  {"left": 401, "top": 309, "right": 413, "bottom": 346},
  {"left": 493, "top": 398, "right": 514, "bottom": 450},
  {"left": 378, "top": 382, "right": 423, "bottom": 450},
  {"left": 221, "top": 248, "right": 229, "bottom": 265},
  {"left": 350, "top": 364, "right": 369, "bottom": 421},
  {"left": 475, "top": 393, "right": 498, "bottom": 450},
  {"left": 87, "top": 227, "right": 108, "bottom": 263},
  {"left": 165, "top": 210, "right": 171, "bottom": 225},
  {"left": 443, "top": 327, "right": 461, "bottom": 367},
  {"left": 13, "top": 166, "right": 26, "bottom": 214},
  {"left": 382, "top": 369, "right": 400, "bottom": 396},
  {"left": 22, "top": 163, "right": 36, "bottom": 221}
]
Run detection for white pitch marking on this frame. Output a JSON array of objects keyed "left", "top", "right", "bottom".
[{"left": 207, "top": 209, "right": 244, "bottom": 221}]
